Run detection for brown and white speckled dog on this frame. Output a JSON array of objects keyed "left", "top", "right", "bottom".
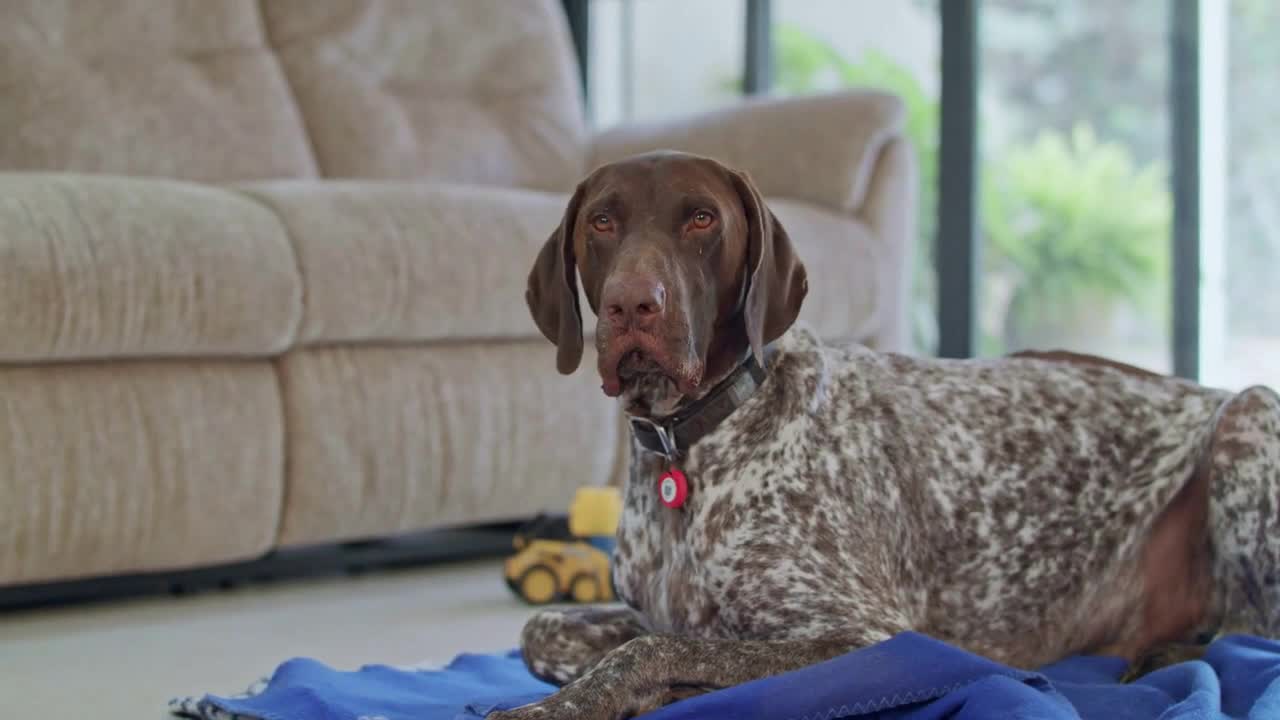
[{"left": 492, "top": 151, "right": 1280, "bottom": 720}]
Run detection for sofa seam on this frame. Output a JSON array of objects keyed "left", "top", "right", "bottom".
[
  {"left": 224, "top": 186, "right": 307, "bottom": 548},
  {"left": 256, "top": 0, "right": 326, "bottom": 179},
  {"left": 267, "top": 355, "right": 296, "bottom": 549},
  {"left": 227, "top": 187, "right": 307, "bottom": 348}
]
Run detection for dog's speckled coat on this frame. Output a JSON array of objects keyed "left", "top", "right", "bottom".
[
  {"left": 495, "top": 152, "right": 1280, "bottom": 720},
  {"left": 495, "top": 328, "right": 1280, "bottom": 720}
]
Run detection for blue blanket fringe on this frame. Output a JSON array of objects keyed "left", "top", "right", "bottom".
[{"left": 170, "top": 632, "right": 1280, "bottom": 720}]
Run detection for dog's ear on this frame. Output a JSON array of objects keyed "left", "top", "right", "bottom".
[
  {"left": 526, "top": 183, "right": 586, "bottom": 374},
  {"left": 729, "top": 170, "right": 808, "bottom": 366}
]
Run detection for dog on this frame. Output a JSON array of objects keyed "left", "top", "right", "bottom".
[{"left": 489, "top": 151, "right": 1280, "bottom": 719}]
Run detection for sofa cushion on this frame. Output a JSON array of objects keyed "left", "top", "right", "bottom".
[
  {"left": 0, "top": 361, "right": 284, "bottom": 586},
  {"left": 240, "top": 180, "right": 564, "bottom": 346},
  {"left": 0, "top": 0, "right": 316, "bottom": 182},
  {"left": 262, "top": 0, "right": 586, "bottom": 191},
  {"left": 0, "top": 174, "right": 302, "bottom": 362},
  {"left": 240, "top": 181, "right": 883, "bottom": 347},
  {"left": 276, "top": 341, "right": 622, "bottom": 547}
]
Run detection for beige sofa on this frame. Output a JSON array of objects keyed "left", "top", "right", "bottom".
[{"left": 0, "top": 0, "right": 916, "bottom": 588}]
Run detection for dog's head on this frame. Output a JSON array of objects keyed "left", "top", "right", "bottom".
[{"left": 526, "top": 151, "right": 807, "bottom": 417}]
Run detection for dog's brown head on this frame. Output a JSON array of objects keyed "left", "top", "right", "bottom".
[{"left": 526, "top": 151, "right": 807, "bottom": 417}]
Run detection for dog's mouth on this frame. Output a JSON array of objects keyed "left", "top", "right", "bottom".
[
  {"left": 598, "top": 335, "right": 703, "bottom": 411},
  {"left": 617, "top": 349, "right": 665, "bottom": 380},
  {"left": 615, "top": 350, "right": 683, "bottom": 416}
]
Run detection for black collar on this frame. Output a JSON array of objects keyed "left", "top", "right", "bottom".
[{"left": 628, "top": 352, "right": 768, "bottom": 461}]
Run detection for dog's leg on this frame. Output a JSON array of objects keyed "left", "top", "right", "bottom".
[
  {"left": 1123, "top": 386, "right": 1280, "bottom": 683},
  {"left": 519, "top": 606, "right": 652, "bottom": 685},
  {"left": 1122, "top": 641, "right": 1213, "bottom": 682},
  {"left": 491, "top": 631, "right": 892, "bottom": 720},
  {"left": 1207, "top": 386, "right": 1280, "bottom": 639}
]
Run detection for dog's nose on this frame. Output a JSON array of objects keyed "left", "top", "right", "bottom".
[{"left": 602, "top": 274, "right": 666, "bottom": 329}]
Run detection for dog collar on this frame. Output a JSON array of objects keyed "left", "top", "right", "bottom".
[{"left": 628, "top": 352, "right": 768, "bottom": 462}]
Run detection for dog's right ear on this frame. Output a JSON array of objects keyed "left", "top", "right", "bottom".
[
  {"left": 728, "top": 169, "right": 808, "bottom": 368},
  {"left": 526, "top": 182, "right": 586, "bottom": 375}
]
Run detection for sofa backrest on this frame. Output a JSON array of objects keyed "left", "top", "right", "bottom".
[{"left": 0, "top": 0, "right": 586, "bottom": 190}]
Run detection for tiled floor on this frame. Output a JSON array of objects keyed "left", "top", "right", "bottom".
[{"left": 0, "top": 559, "right": 533, "bottom": 719}]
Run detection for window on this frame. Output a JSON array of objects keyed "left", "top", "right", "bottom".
[
  {"left": 977, "top": 0, "right": 1173, "bottom": 373},
  {"left": 587, "top": 0, "right": 746, "bottom": 128},
  {"left": 1200, "top": 0, "right": 1280, "bottom": 390},
  {"left": 770, "top": 0, "right": 942, "bottom": 354}
]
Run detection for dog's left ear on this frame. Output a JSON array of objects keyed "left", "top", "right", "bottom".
[
  {"left": 729, "top": 169, "right": 808, "bottom": 366},
  {"left": 526, "top": 182, "right": 586, "bottom": 374}
]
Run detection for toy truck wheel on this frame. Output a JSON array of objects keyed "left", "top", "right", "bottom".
[
  {"left": 569, "top": 573, "right": 601, "bottom": 603},
  {"left": 518, "top": 565, "right": 560, "bottom": 605}
]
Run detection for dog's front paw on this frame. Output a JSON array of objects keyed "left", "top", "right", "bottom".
[
  {"left": 486, "top": 686, "right": 638, "bottom": 720},
  {"left": 486, "top": 702, "right": 543, "bottom": 719},
  {"left": 490, "top": 636, "right": 667, "bottom": 719},
  {"left": 486, "top": 696, "right": 605, "bottom": 720}
]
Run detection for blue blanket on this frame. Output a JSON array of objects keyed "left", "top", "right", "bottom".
[{"left": 170, "top": 632, "right": 1280, "bottom": 720}]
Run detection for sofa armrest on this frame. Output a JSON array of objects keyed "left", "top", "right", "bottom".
[
  {"left": 590, "top": 90, "right": 905, "bottom": 216},
  {"left": 858, "top": 135, "right": 918, "bottom": 353}
]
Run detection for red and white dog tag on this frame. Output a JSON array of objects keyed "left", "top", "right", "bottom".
[{"left": 658, "top": 467, "right": 688, "bottom": 508}]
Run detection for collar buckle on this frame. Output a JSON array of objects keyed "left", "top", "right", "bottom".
[{"left": 629, "top": 416, "right": 678, "bottom": 459}]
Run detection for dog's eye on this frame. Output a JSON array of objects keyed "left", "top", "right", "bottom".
[
  {"left": 591, "top": 214, "right": 614, "bottom": 232},
  {"left": 691, "top": 210, "right": 716, "bottom": 230}
]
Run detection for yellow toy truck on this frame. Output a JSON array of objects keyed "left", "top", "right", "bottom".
[{"left": 504, "top": 487, "right": 622, "bottom": 605}]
